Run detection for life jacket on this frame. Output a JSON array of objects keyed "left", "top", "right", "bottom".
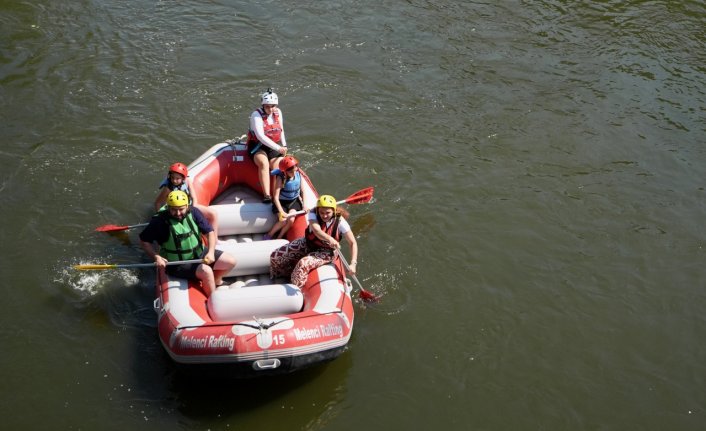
[
  {"left": 306, "top": 213, "right": 341, "bottom": 250},
  {"left": 157, "top": 210, "right": 204, "bottom": 261},
  {"left": 159, "top": 178, "right": 192, "bottom": 203},
  {"left": 247, "top": 108, "right": 283, "bottom": 148},
  {"left": 278, "top": 170, "right": 301, "bottom": 201}
]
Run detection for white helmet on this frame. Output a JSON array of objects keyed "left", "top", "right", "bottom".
[{"left": 261, "top": 89, "right": 278, "bottom": 105}]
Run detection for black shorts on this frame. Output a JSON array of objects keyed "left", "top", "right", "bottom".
[
  {"left": 248, "top": 141, "right": 281, "bottom": 160},
  {"left": 166, "top": 249, "right": 224, "bottom": 280},
  {"left": 272, "top": 198, "right": 303, "bottom": 214}
]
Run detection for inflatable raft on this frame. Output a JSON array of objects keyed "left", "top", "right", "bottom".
[{"left": 153, "top": 139, "right": 355, "bottom": 377}]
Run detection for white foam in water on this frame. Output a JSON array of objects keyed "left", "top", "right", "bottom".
[
  {"left": 61, "top": 264, "right": 141, "bottom": 296},
  {"left": 58, "top": 267, "right": 105, "bottom": 296},
  {"left": 115, "top": 269, "right": 140, "bottom": 285}
]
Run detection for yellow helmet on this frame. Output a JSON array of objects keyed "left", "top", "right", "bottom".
[
  {"left": 166, "top": 190, "right": 189, "bottom": 207},
  {"left": 316, "top": 195, "right": 337, "bottom": 210}
]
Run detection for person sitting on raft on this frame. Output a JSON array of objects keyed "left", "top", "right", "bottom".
[
  {"left": 264, "top": 155, "right": 309, "bottom": 240},
  {"left": 154, "top": 162, "right": 219, "bottom": 237},
  {"left": 269, "top": 194, "right": 358, "bottom": 288},
  {"left": 246, "top": 88, "right": 287, "bottom": 203},
  {"left": 139, "top": 190, "right": 236, "bottom": 296}
]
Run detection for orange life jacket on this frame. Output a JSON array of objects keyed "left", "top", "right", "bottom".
[{"left": 247, "top": 108, "right": 282, "bottom": 144}]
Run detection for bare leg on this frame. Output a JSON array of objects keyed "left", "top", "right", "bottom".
[
  {"left": 196, "top": 264, "right": 216, "bottom": 296},
  {"left": 277, "top": 210, "right": 297, "bottom": 239},
  {"left": 212, "top": 252, "right": 236, "bottom": 285},
  {"left": 266, "top": 219, "right": 285, "bottom": 238},
  {"left": 269, "top": 157, "right": 283, "bottom": 198},
  {"left": 254, "top": 152, "right": 270, "bottom": 198}
]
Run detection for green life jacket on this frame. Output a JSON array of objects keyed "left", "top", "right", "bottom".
[{"left": 158, "top": 210, "right": 204, "bottom": 261}]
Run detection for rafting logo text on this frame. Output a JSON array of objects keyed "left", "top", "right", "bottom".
[
  {"left": 179, "top": 335, "right": 235, "bottom": 351},
  {"left": 293, "top": 323, "right": 343, "bottom": 341}
]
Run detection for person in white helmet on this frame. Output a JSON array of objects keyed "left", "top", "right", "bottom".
[{"left": 246, "top": 88, "right": 288, "bottom": 203}]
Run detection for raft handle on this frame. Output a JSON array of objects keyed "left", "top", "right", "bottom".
[
  {"left": 153, "top": 297, "right": 162, "bottom": 313},
  {"left": 252, "top": 358, "right": 281, "bottom": 371}
]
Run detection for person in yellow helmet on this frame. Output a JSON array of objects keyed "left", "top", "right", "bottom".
[
  {"left": 270, "top": 194, "right": 358, "bottom": 288},
  {"left": 139, "top": 190, "right": 236, "bottom": 296}
]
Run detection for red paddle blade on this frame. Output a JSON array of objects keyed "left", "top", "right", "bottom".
[
  {"left": 95, "top": 224, "right": 130, "bottom": 232},
  {"left": 343, "top": 187, "right": 374, "bottom": 205},
  {"left": 358, "top": 288, "right": 379, "bottom": 302}
]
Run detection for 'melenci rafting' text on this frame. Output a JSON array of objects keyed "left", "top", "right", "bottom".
[
  {"left": 179, "top": 335, "right": 235, "bottom": 351},
  {"left": 293, "top": 324, "right": 343, "bottom": 341}
]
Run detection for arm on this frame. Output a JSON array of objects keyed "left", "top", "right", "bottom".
[
  {"left": 309, "top": 221, "right": 340, "bottom": 249},
  {"left": 186, "top": 177, "right": 199, "bottom": 206},
  {"left": 139, "top": 221, "right": 168, "bottom": 267},
  {"left": 278, "top": 111, "right": 287, "bottom": 148},
  {"left": 203, "top": 230, "right": 217, "bottom": 264},
  {"left": 298, "top": 180, "right": 309, "bottom": 214},
  {"left": 139, "top": 240, "right": 168, "bottom": 268},
  {"left": 250, "top": 111, "right": 284, "bottom": 152},
  {"left": 343, "top": 230, "right": 358, "bottom": 274},
  {"left": 272, "top": 176, "right": 286, "bottom": 217},
  {"left": 154, "top": 187, "right": 169, "bottom": 212},
  {"left": 192, "top": 208, "right": 215, "bottom": 263}
]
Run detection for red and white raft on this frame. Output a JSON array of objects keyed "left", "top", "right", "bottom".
[{"left": 153, "top": 139, "right": 355, "bottom": 377}]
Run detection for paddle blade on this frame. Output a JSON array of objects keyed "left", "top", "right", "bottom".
[
  {"left": 95, "top": 224, "right": 130, "bottom": 232},
  {"left": 343, "top": 187, "right": 374, "bottom": 205},
  {"left": 73, "top": 264, "right": 117, "bottom": 270},
  {"left": 358, "top": 288, "right": 380, "bottom": 303}
]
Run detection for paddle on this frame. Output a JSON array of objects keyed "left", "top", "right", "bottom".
[
  {"left": 285, "top": 187, "right": 375, "bottom": 219},
  {"left": 97, "top": 188, "right": 374, "bottom": 230},
  {"left": 95, "top": 222, "right": 149, "bottom": 233},
  {"left": 335, "top": 186, "right": 374, "bottom": 206},
  {"left": 337, "top": 251, "right": 379, "bottom": 302},
  {"left": 74, "top": 258, "right": 203, "bottom": 271}
]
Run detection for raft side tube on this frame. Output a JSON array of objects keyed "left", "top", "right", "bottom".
[
  {"left": 216, "top": 239, "right": 288, "bottom": 277},
  {"left": 210, "top": 203, "right": 277, "bottom": 236},
  {"left": 208, "top": 284, "right": 304, "bottom": 321}
]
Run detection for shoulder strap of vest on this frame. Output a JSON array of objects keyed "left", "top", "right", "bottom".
[
  {"left": 184, "top": 210, "right": 200, "bottom": 234},
  {"left": 331, "top": 214, "right": 341, "bottom": 240},
  {"left": 257, "top": 107, "right": 279, "bottom": 121},
  {"left": 313, "top": 213, "right": 341, "bottom": 239}
]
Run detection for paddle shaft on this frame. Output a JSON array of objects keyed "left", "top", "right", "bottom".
[
  {"left": 95, "top": 222, "right": 149, "bottom": 232},
  {"left": 288, "top": 198, "right": 349, "bottom": 217},
  {"left": 285, "top": 187, "right": 374, "bottom": 218},
  {"left": 74, "top": 259, "right": 203, "bottom": 270},
  {"left": 337, "top": 251, "right": 378, "bottom": 301},
  {"left": 124, "top": 223, "right": 149, "bottom": 230}
]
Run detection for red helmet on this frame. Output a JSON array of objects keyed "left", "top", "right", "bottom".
[
  {"left": 168, "top": 162, "right": 188, "bottom": 177},
  {"left": 279, "top": 155, "right": 298, "bottom": 171}
]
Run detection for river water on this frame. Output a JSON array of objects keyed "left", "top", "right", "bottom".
[{"left": 2, "top": 0, "right": 705, "bottom": 429}]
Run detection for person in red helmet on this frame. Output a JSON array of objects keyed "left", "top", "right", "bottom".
[
  {"left": 246, "top": 88, "right": 287, "bottom": 203},
  {"left": 154, "top": 162, "right": 189, "bottom": 211},
  {"left": 264, "top": 155, "right": 309, "bottom": 240},
  {"left": 154, "top": 162, "right": 219, "bottom": 237}
]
